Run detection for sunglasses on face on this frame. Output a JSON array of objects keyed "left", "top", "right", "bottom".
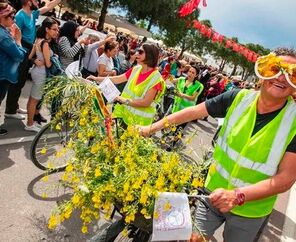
[
  {"left": 137, "top": 49, "right": 145, "bottom": 55},
  {"left": 255, "top": 53, "right": 296, "bottom": 88}
]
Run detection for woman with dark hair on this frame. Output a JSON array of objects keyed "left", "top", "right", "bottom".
[
  {"left": 0, "top": 2, "right": 26, "bottom": 135},
  {"left": 120, "top": 49, "right": 136, "bottom": 73},
  {"left": 87, "top": 43, "right": 165, "bottom": 126},
  {"left": 26, "top": 17, "right": 58, "bottom": 132},
  {"left": 172, "top": 65, "right": 204, "bottom": 113},
  {"left": 97, "top": 40, "right": 118, "bottom": 77},
  {"left": 58, "top": 20, "right": 88, "bottom": 68}
]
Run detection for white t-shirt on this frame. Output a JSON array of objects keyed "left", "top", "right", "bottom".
[{"left": 97, "top": 53, "right": 114, "bottom": 74}]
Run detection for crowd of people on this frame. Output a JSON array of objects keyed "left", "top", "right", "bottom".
[{"left": 1, "top": 1, "right": 296, "bottom": 241}]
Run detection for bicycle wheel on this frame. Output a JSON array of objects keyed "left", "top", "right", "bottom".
[{"left": 30, "top": 122, "right": 74, "bottom": 172}]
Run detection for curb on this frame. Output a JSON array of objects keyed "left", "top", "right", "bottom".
[{"left": 281, "top": 183, "right": 296, "bottom": 242}]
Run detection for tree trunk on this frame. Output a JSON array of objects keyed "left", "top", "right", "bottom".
[
  {"left": 97, "top": 0, "right": 109, "bottom": 31},
  {"left": 230, "top": 64, "right": 237, "bottom": 76},
  {"left": 241, "top": 68, "right": 246, "bottom": 79},
  {"left": 147, "top": 19, "right": 153, "bottom": 31},
  {"left": 219, "top": 59, "right": 226, "bottom": 72}
]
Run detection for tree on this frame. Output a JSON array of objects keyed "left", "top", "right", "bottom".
[{"left": 117, "top": 0, "right": 182, "bottom": 31}]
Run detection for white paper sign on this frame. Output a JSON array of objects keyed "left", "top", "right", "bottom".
[
  {"left": 152, "top": 192, "right": 192, "bottom": 241},
  {"left": 98, "top": 77, "right": 121, "bottom": 103}
]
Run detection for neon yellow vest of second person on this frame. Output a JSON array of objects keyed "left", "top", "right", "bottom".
[
  {"left": 172, "top": 77, "right": 204, "bottom": 113},
  {"left": 205, "top": 89, "right": 296, "bottom": 218},
  {"left": 112, "top": 65, "right": 165, "bottom": 125}
]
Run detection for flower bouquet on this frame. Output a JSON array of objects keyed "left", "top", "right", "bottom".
[{"left": 43, "top": 76, "right": 205, "bottom": 234}]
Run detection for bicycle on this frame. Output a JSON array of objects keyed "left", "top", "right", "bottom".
[
  {"left": 30, "top": 76, "right": 114, "bottom": 172},
  {"left": 155, "top": 83, "right": 176, "bottom": 121}
]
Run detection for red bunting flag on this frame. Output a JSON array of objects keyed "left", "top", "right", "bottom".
[
  {"left": 192, "top": 19, "right": 202, "bottom": 30},
  {"left": 179, "top": 0, "right": 208, "bottom": 17}
]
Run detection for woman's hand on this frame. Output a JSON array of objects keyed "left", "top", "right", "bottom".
[
  {"left": 12, "top": 24, "right": 22, "bottom": 45},
  {"left": 176, "top": 91, "right": 184, "bottom": 98},
  {"left": 34, "top": 59, "right": 44, "bottom": 67},
  {"left": 115, "top": 96, "right": 127, "bottom": 104},
  {"left": 86, "top": 75, "right": 97, "bottom": 81},
  {"left": 137, "top": 125, "right": 152, "bottom": 137}
]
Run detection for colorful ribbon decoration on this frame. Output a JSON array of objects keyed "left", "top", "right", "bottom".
[
  {"left": 94, "top": 90, "right": 114, "bottom": 147},
  {"left": 179, "top": 0, "right": 207, "bottom": 17}
]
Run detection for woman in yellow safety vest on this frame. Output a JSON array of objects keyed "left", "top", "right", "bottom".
[
  {"left": 172, "top": 65, "right": 204, "bottom": 113},
  {"left": 87, "top": 43, "right": 165, "bottom": 126}
]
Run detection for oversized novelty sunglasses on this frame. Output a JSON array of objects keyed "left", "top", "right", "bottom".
[{"left": 254, "top": 53, "right": 296, "bottom": 88}]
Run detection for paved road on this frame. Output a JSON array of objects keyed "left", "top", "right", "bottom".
[{"left": 0, "top": 81, "right": 295, "bottom": 241}]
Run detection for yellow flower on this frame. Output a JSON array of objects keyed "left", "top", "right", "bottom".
[
  {"left": 153, "top": 211, "right": 159, "bottom": 220},
  {"left": 92, "top": 116, "right": 100, "bottom": 124},
  {"left": 125, "top": 213, "right": 135, "bottom": 223},
  {"left": 123, "top": 182, "right": 130, "bottom": 193},
  {"left": 95, "top": 168, "right": 101, "bottom": 177},
  {"left": 91, "top": 144, "right": 100, "bottom": 154},
  {"left": 66, "top": 163, "right": 73, "bottom": 172},
  {"left": 140, "top": 192, "right": 148, "bottom": 205},
  {"left": 155, "top": 176, "right": 165, "bottom": 190},
  {"left": 122, "top": 227, "right": 129, "bottom": 237},
  {"left": 62, "top": 173, "right": 68, "bottom": 181},
  {"left": 72, "top": 194, "right": 80, "bottom": 205},
  {"left": 171, "top": 126, "right": 177, "bottom": 132},
  {"left": 55, "top": 123, "right": 61, "bottom": 130},
  {"left": 40, "top": 147, "right": 47, "bottom": 154},
  {"left": 69, "top": 120, "right": 75, "bottom": 127},
  {"left": 79, "top": 118, "right": 87, "bottom": 126},
  {"left": 42, "top": 175, "right": 49, "bottom": 182},
  {"left": 48, "top": 215, "right": 58, "bottom": 229},
  {"left": 77, "top": 132, "right": 83, "bottom": 139},
  {"left": 47, "top": 162, "right": 53, "bottom": 169},
  {"left": 209, "top": 163, "right": 217, "bottom": 175},
  {"left": 192, "top": 178, "right": 203, "bottom": 188},
  {"left": 64, "top": 206, "right": 73, "bottom": 219},
  {"left": 81, "top": 225, "right": 88, "bottom": 234},
  {"left": 125, "top": 193, "right": 134, "bottom": 202},
  {"left": 41, "top": 192, "right": 47, "bottom": 198}
]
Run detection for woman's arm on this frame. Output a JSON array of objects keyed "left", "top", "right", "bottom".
[
  {"left": 59, "top": 37, "right": 82, "bottom": 58},
  {"left": 28, "top": 43, "right": 36, "bottom": 60},
  {"left": 97, "top": 63, "right": 117, "bottom": 77},
  {"left": 139, "top": 102, "right": 209, "bottom": 136},
  {"left": 179, "top": 84, "right": 204, "bottom": 101},
  {"left": 178, "top": 91, "right": 199, "bottom": 101},
  {"left": 116, "top": 88, "right": 158, "bottom": 108},
  {"left": 42, "top": 42, "right": 52, "bottom": 68},
  {"left": 87, "top": 73, "right": 127, "bottom": 84}
]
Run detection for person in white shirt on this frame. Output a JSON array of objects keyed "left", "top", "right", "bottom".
[{"left": 97, "top": 40, "right": 118, "bottom": 77}]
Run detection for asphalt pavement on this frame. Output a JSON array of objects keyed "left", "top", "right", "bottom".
[{"left": 0, "top": 81, "right": 295, "bottom": 242}]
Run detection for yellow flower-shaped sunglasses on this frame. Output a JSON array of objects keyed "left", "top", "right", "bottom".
[{"left": 255, "top": 53, "right": 296, "bottom": 88}]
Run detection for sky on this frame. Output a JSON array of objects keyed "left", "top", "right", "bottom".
[
  {"left": 198, "top": 0, "right": 296, "bottom": 49},
  {"left": 109, "top": 0, "right": 295, "bottom": 50}
]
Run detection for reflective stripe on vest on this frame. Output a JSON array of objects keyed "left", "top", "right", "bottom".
[
  {"left": 221, "top": 92, "right": 257, "bottom": 141},
  {"left": 216, "top": 163, "right": 251, "bottom": 187},
  {"left": 125, "top": 105, "right": 155, "bottom": 118},
  {"left": 266, "top": 102, "right": 296, "bottom": 165},
  {"left": 217, "top": 96, "right": 296, "bottom": 177}
]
